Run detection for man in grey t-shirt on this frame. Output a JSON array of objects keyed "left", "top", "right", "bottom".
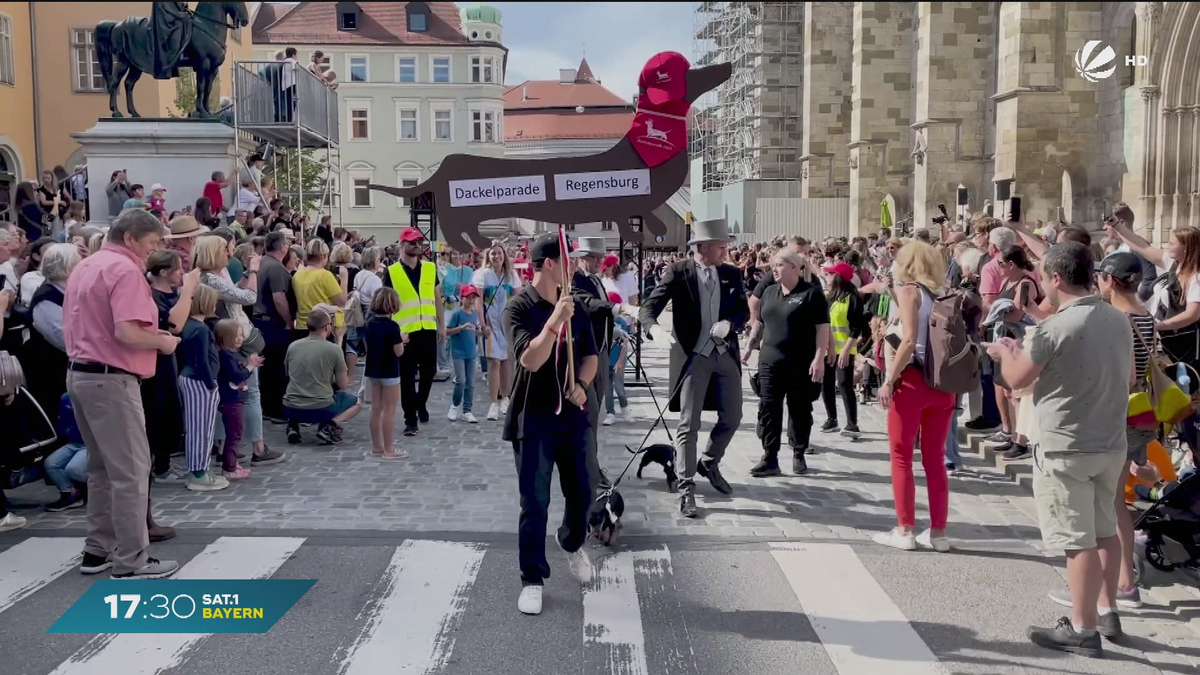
[{"left": 987, "top": 242, "right": 1134, "bottom": 659}]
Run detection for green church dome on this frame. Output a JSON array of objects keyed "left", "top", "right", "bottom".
[{"left": 461, "top": 3, "right": 502, "bottom": 24}]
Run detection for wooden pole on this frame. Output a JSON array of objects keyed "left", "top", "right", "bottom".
[{"left": 558, "top": 225, "right": 575, "bottom": 392}]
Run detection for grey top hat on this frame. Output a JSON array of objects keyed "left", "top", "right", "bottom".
[
  {"left": 570, "top": 236, "right": 607, "bottom": 258},
  {"left": 688, "top": 218, "right": 736, "bottom": 246}
]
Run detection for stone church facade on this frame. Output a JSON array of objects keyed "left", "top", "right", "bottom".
[{"left": 693, "top": 2, "right": 1200, "bottom": 243}]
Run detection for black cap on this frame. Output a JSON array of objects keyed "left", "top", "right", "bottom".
[
  {"left": 529, "top": 232, "right": 563, "bottom": 263},
  {"left": 1099, "top": 251, "right": 1143, "bottom": 284}
]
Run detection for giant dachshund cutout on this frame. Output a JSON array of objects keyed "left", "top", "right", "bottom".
[{"left": 370, "top": 54, "right": 732, "bottom": 253}]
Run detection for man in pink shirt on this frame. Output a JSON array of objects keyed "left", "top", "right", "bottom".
[{"left": 64, "top": 210, "right": 182, "bottom": 580}]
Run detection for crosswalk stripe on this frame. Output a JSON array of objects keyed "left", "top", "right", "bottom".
[
  {"left": 583, "top": 548, "right": 659, "bottom": 675},
  {"left": 769, "top": 542, "right": 948, "bottom": 675},
  {"left": 337, "top": 539, "right": 486, "bottom": 675},
  {"left": 48, "top": 536, "right": 306, "bottom": 675},
  {"left": 0, "top": 537, "right": 83, "bottom": 614}
]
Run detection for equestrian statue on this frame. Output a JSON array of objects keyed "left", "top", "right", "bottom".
[{"left": 95, "top": 2, "right": 250, "bottom": 119}]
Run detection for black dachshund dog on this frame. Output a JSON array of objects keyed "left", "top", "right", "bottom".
[{"left": 636, "top": 442, "right": 678, "bottom": 493}]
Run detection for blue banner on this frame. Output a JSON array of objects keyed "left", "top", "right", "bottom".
[{"left": 47, "top": 579, "right": 316, "bottom": 634}]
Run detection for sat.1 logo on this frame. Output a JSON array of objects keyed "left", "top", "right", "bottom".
[{"left": 1074, "top": 40, "right": 1117, "bottom": 82}]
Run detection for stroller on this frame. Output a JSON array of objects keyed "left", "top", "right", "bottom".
[{"left": 1134, "top": 469, "right": 1200, "bottom": 578}]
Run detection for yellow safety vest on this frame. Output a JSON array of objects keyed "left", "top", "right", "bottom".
[
  {"left": 829, "top": 296, "right": 857, "bottom": 356},
  {"left": 389, "top": 260, "right": 437, "bottom": 333}
]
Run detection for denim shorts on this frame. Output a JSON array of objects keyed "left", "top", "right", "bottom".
[
  {"left": 370, "top": 377, "right": 400, "bottom": 387},
  {"left": 284, "top": 391, "right": 358, "bottom": 424}
]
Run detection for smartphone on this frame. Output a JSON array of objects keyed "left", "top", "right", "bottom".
[{"left": 1009, "top": 197, "right": 1022, "bottom": 223}]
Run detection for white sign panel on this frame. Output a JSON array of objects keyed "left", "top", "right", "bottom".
[
  {"left": 553, "top": 169, "right": 652, "bottom": 201},
  {"left": 448, "top": 175, "right": 547, "bottom": 208}
]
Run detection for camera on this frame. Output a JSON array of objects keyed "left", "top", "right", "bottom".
[{"left": 931, "top": 203, "right": 949, "bottom": 226}]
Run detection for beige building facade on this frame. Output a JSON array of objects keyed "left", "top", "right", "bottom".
[
  {"left": 0, "top": 1, "right": 257, "bottom": 189},
  {"left": 694, "top": 1, "right": 1200, "bottom": 244}
]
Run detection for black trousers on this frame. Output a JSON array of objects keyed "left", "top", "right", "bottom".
[
  {"left": 399, "top": 329, "right": 437, "bottom": 427},
  {"left": 821, "top": 361, "right": 858, "bottom": 427},
  {"left": 255, "top": 321, "right": 293, "bottom": 420},
  {"left": 513, "top": 424, "right": 591, "bottom": 585},
  {"left": 756, "top": 359, "right": 816, "bottom": 456},
  {"left": 141, "top": 373, "right": 182, "bottom": 476}
]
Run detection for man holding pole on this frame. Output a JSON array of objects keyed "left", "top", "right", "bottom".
[{"left": 503, "top": 231, "right": 598, "bottom": 616}]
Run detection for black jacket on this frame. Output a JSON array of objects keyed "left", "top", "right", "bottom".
[
  {"left": 639, "top": 259, "right": 749, "bottom": 412},
  {"left": 571, "top": 270, "right": 614, "bottom": 353}
]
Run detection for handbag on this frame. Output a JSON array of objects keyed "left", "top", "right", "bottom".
[
  {"left": 344, "top": 290, "right": 366, "bottom": 329},
  {"left": 0, "top": 350, "right": 25, "bottom": 398},
  {"left": 1128, "top": 319, "right": 1193, "bottom": 427}
]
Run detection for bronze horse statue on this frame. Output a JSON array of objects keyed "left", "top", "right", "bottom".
[
  {"left": 370, "top": 61, "right": 732, "bottom": 253},
  {"left": 96, "top": 2, "right": 249, "bottom": 119}
]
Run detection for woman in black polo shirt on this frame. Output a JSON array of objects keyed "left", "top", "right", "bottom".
[{"left": 752, "top": 249, "right": 830, "bottom": 477}]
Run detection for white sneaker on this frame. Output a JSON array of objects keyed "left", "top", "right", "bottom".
[
  {"left": 622, "top": 409, "right": 635, "bottom": 422},
  {"left": 602, "top": 413, "right": 616, "bottom": 426},
  {"left": 500, "top": 397, "right": 511, "bottom": 415},
  {"left": 487, "top": 403, "right": 500, "bottom": 421},
  {"left": 613, "top": 403, "right": 622, "bottom": 415},
  {"left": 186, "top": 472, "right": 230, "bottom": 492},
  {"left": 872, "top": 528, "right": 917, "bottom": 551},
  {"left": 518, "top": 585, "right": 543, "bottom": 615},
  {"left": 463, "top": 412, "right": 478, "bottom": 424},
  {"left": 0, "top": 513, "right": 28, "bottom": 532},
  {"left": 564, "top": 546, "right": 593, "bottom": 584},
  {"left": 916, "top": 529, "right": 951, "bottom": 553},
  {"left": 447, "top": 405, "right": 460, "bottom": 422}
]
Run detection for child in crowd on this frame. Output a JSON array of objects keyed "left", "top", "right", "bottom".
[
  {"left": 148, "top": 184, "right": 168, "bottom": 222},
  {"left": 446, "top": 284, "right": 481, "bottom": 423},
  {"left": 43, "top": 393, "right": 88, "bottom": 512},
  {"left": 215, "top": 319, "right": 261, "bottom": 481},
  {"left": 603, "top": 291, "right": 632, "bottom": 426},
  {"left": 178, "top": 285, "right": 229, "bottom": 492},
  {"left": 364, "top": 288, "right": 407, "bottom": 459}
]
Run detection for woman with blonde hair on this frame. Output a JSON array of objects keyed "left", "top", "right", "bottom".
[
  {"left": 750, "top": 248, "right": 829, "bottom": 477},
  {"left": 472, "top": 242, "right": 520, "bottom": 421},
  {"left": 329, "top": 241, "right": 356, "bottom": 351},
  {"left": 294, "top": 238, "right": 347, "bottom": 331},
  {"left": 874, "top": 240, "right": 956, "bottom": 552}
]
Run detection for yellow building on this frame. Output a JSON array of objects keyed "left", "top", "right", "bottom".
[{"left": 0, "top": 1, "right": 258, "bottom": 207}]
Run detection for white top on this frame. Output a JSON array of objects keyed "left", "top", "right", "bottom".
[
  {"left": 355, "top": 270, "right": 383, "bottom": 310},
  {"left": 230, "top": 186, "right": 260, "bottom": 216},
  {"left": 602, "top": 277, "right": 624, "bottom": 303},
  {"left": 281, "top": 58, "right": 298, "bottom": 89},
  {"left": 616, "top": 270, "right": 639, "bottom": 300},
  {"left": 1149, "top": 253, "right": 1200, "bottom": 318},
  {"left": 913, "top": 287, "right": 933, "bottom": 363},
  {"left": 20, "top": 270, "right": 44, "bottom": 306}
]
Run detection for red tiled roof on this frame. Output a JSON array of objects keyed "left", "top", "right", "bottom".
[
  {"left": 254, "top": 2, "right": 469, "bottom": 46},
  {"left": 253, "top": 3, "right": 289, "bottom": 35},
  {"left": 504, "top": 80, "right": 629, "bottom": 110},
  {"left": 576, "top": 58, "right": 595, "bottom": 82},
  {"left": 506, "top": 110, "right": 633, "bottom": 142}
]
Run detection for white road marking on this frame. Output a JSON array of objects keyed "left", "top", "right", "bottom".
[
  {"left": 769, "top": 542, "right": 948, "bottom": 675},
  {"left": 583, "top": 548, "right": 671, "bottom": 675},
  {"left": 49, "top": 537, "right": 306, "bottom": 675},
  {"left": 338, "top": 539, "right": 486, "bottom": 675},
  {"left": 0, "top": 537, "right": 83, "bottom": 614}
]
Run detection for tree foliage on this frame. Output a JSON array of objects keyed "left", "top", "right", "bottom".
[
  {"left": 268, "top": 148, "right": 329, "bottom": 216},
  {"left": 170, "top": 69, "right": 221, "bottom": 118}
]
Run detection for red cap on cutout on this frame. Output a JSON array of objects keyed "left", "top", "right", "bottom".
[{"left": 638, "top": 52, "right": 690, "bottom": 106}]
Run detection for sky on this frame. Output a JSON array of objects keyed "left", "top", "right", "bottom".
[{"left": 489, "top": 2, "right": 697, "bottom": 101}]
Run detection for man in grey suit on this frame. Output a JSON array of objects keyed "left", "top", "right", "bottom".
[{"left": 639, "top": 219, "right": 748, "bottom": 518}]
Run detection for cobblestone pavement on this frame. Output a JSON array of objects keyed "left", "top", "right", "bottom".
[{"left": 12, "top": 348, "right": 1042, "bottom": 546}]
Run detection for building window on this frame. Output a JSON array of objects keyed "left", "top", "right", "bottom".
[
  {"left": 485, "top": 31, "right": 492, "bottom": 40},
  {"left": 432, "top": 108, "right": 453, "bottom": 141},
  {"left": 432, "top": 56, "right": 450, "bottom": 83},
  {"left": 340, "top": 11, "right": 358, "bottom": 31},
  {"left": 396, "top": 106, "right": 418, "bottom": 141},
  {"left": 349, "top": 107, "right": 370, "bottom": 140},
  {"left": 471, "top": 56, "right": 496, "bottom": 84},
  {"left": 351, "top": 177, "right": 372, "bottom": 208},
  {"left": 0, "top": 15, "right": 14, "bottom": 86},
  {"left": 396, "top": 171, "right": 421, "bottom": 208},
  {"left": 408, "top": 4, "right": 429, "bottom": 32},
  {"left": 397, "top": 56, "right": 416, "bottom": 83},
  {"left": 471, "top": 109, "right": 497, "bottom": 143},
  {"left": 71, "top": 28, "right": 104, "bottom": 92},
  {"left": 348, "top": 56, "right": 368, "bottom": 83}
]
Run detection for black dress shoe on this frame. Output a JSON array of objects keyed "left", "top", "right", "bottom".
[
  {"left": 793, "top": 453, "right": 809, "bottom": 475},
  {"left": 418, "top": 409, "right": 430, "bottom": 424},
  {"left": 679, "top": 483, "right": 698, "bottom": 518},
  {"left": 749, "top": 456, "right": 781, "bottom": 477},
  {"left": 696, "top": 459, "right": 733, "bottom": 495}
]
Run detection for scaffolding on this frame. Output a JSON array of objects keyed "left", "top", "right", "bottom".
[
  {"left": 231, "top": 60, "right": 342, "bottom": 230},
  {"left": 692, "top": 2, "right": 805, "bottom": 191}
]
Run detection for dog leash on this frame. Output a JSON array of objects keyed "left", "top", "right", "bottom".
[{"left": 602, "top": 351, "right": 695, "bottom": 492}]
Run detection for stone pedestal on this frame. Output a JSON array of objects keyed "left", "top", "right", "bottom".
[{"left": 71, "top": 119, "right": 237, "bottom": 227}]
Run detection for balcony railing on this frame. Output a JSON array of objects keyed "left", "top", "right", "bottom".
[{"left": 232, "top": 60, "right": 339, "bottom": 148}]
